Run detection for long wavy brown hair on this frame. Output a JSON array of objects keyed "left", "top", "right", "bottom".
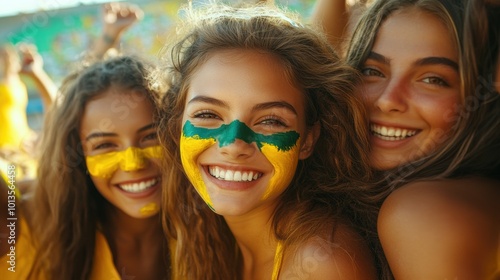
[
  {"left": 28, "top": 56, "right": 165, "bottom": 279},
  {"left": 158, "top": 3, "right": 387, "bottom": 279}
]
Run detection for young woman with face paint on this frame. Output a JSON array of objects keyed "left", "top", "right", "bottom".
[
  {"left": 312, "top": 0, "right": 500, "bottom": 278},
  {"left": 159, "top": 3, "right": 385, "bottom": 280},
  {"left": 3, "top": 56, "right": 170, "bottom": 279}
]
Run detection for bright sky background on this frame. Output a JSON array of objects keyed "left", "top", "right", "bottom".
[{"left": 0, "top": 0, "right": 117, "bottom": 17}]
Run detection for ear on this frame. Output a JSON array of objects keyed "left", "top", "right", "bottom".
[{"left": 299, "top": 122, "right": 320, "bottom": 160}]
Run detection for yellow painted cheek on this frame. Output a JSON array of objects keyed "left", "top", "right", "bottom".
[
  {"left": 260, "top": 143, "right": 300, "bottom": 200},
  {"left": 139, "top": 202, "right": 160, "bottom": 216},
  {"left": 86, "top": 151, "right": 121, "bottom": 179},
  {"left": 180, "top": 136, "right": 216, "bottom": 207}
]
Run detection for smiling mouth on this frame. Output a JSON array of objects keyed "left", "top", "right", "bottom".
[
  {"left": 371, "top": 124, "right": 419, "bottom": 141},
  {"left": 208, "top": 166, "right": 263, "bottom": 182},
  {"left": 118, "top": 178, "right": 159, "bottom": 193}
]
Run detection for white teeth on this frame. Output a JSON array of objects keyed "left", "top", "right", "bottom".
[
  {"left": 208, "top": 166, "right": 262, "bottom": 182},
  {"left": 225, "top": 170, "right": 234, "bottom": 181},
  {"left": 119, "top": 178, "right": 157, "bottom": 193},
  {"left": 370, "top": 124, "right": 418, "bottom": 141},
  {"left": 234, "top": 171, "right": 242, "bottom": 181},
  {"left": 381, "top": 126, "right": 388, "bottom": 135}
]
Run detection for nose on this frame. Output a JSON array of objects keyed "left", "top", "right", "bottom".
[
  {"left": 120, "top": 147, "right": 149, "bottom": 172},
  {"left": 215, "top": 120, "right": 258, "bottom": 160},
  {"left": 219, "top": 138, "right": 257, "bottom": 160},
  {"left": 219, "top": 139, "right": 257, "bottom": 159},
  {"left": 372, "top": 77, "right": 409, "bottom": 113}
]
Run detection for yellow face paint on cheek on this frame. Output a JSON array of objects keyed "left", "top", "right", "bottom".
[
  {"left": 86, "top": 145, "right": 162, "bottom": 178},
  {"left": 260, "top": 141, "right": 300, "bottom": 200},
  {"left": 179, "top": 136, "right": 216, "bottom": 209},
  {"left": 139, "top": 202, "right": 159, "bottom": 216}
]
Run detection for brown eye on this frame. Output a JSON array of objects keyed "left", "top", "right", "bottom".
[
  {"left": 94, "top": 142, "right": 115, "bottom": 150},
  {"left": 361, "top": 67, "right": 384, "bottom": 77},
  {"left": 193, "top": 110, "right": 221, "bottom": 120},
  {"left": 422, "top": 76, "right": 449, "bottom": 87},
  {"left": 144, "top": 132, "right": 157, "bottom": 140},
  {"left": 259, "top": 117, "right": 287, "bottom": 128}
]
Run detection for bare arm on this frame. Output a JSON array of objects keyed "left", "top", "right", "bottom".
[
  {"left": 18, "top": 44, "right": 57, "bottom": 109},
  {"left": 311, "top": 0, "right": 349, "bottom": 50},
  {"left": 90, "top": 2, "right": 144, "bottom": 59}
]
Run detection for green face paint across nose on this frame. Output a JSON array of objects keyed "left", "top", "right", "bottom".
[{"left": 182, "top": 120, "right": 299, "bottom": 151}]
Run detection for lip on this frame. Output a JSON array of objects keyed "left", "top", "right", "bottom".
[
  {"left": 202, "top": 165, "right": 263, "bottom": 192},
  {"left": 113, "top": 176, "right": 161, "bottom": 199}
]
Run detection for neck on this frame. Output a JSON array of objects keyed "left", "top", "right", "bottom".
[
  {"left": 103, "top": 205, "right": 162, "bottom": 242},
  {"left": 224, "top": 203, "right": 278, "bottom": 274},
  {"left": 101, "top": 205, "right": 167, "bottom": 280}
]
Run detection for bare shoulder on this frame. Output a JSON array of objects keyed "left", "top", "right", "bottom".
[
  {"left": 379, "top": 176, "right": 500, "bottom": 227},
  {"left": 378, "top": 176, "right": 500, "bottom": 279},
  {"left": 279, "top": 223, "right": 377, "bottom": 280}
]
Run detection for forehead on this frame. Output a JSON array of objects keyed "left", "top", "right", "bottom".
[
  {"left": 85, "top": 87, "right": 152, "bottom": 112},
  {"left": 373, "top": 8, "right": 458, "bottom": 60},
  {"left": 80, "top": 88, "right": 154, "bottom": 133},
  {"left": 192, "top": 49, "right": 291, "bottom": 81},
  {"left": 187, "top": 49, "right": 304, "bottom": 108}
]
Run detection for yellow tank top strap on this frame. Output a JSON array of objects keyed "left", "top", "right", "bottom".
[
  {"left": 90, "top": 230, "right": 121, "bottom": 279},
  {"left": 271, "top": 241, "right": 284, "bottom": 280}
]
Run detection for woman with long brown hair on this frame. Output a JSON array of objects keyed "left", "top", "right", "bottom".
[
  {"left": 0, "top": 55, "right": 170, "bottom": 279},
  {"left": 159, "top": 3, "right": 382, "bottom": 279}
]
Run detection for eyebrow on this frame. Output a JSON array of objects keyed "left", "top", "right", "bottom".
[
  {"left": 137, "top": 123, "right": 157, "bottom": 133},
  {"left": 252, "top": 101, "right": 297, "bottom": 115},
  {"left": 84, "top": 123, "right": 156, "bottom": 142},
  {"left": 187, "top": 95, "right": 229, "bottom": 108},
  {"left": 415, "top": 57, "right": 459, "bottom": 71},
  {"left": 367, "top": 51, "right": 459, "bottom": 71},
  {"left": 367, "top": 51, "right": 458, "bottom": 72},
  {"left": 85, "top": 132, "right": 117, "bottom": 142},
  {"left": 188, "top": 95, "right": 297, "bottom": 115},
  {"left": 367, "top": 52, "right": 391, "bottom": 65}
]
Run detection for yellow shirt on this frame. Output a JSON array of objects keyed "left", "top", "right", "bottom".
[
  {"left": 0, "top": 218, "right": 120, "bottom": 279},
  {"left": 0, "top": 82, "right": 30, "bottom": 149},
  {"left": 90, "top": 231, "right": 121, "bottom": 279},
  {"left": 0, "top": 217, "right": 37, "bottom": 280}
]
